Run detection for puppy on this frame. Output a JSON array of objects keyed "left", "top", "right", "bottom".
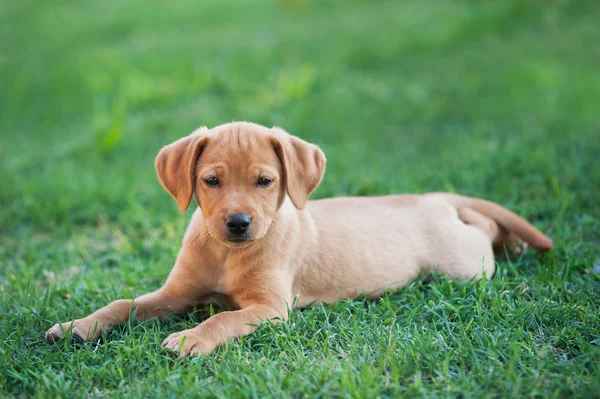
[{"left": 46, "top": 122, "right": 553, "bottom": 356}]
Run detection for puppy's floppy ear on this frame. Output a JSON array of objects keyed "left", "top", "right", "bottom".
[
  {"left": 271, "top": 127, "right": 326, "bottom": 210},
  {"left": 155, "top": 127, "right": 209, "bottom": 212}
]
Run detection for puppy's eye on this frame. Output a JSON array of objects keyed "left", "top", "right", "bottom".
[
  {"left": 257, "top": 177, "right": 273, "bottom": 187},
  {"left": 204, "top": 177, "right": 219, "bottom": 186}
]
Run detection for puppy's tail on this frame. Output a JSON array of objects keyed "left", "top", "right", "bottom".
[{"left": 426, "top": 193, "right": 553, "bottom": 252}]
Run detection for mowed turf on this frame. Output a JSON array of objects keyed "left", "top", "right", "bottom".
[{"left": 1, "top": 0, "right": 599, "bottom": 397}]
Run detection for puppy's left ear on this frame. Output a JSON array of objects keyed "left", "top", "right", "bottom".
[
  {"left": 271, "top": 127, "right": 326, "bottom": 210},
  {"left": 155, "top": 127, "right": 209, "bottom": 212}
]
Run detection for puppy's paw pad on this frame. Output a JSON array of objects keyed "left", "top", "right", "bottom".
[
  {"left": 513, "top": 242, "right": 528, "bottom": 255},
  {"left": 161, "top": 331, "right": 214, "bottom": 358},
  {"left": 161, "top": 333, "right": 183, "bottom": 352},
  {"left": 45, "top": 324, "right": 65, "bottom": 344},
  {"left": 45, "top": 320, "right": 102, "bottom": 344},
  {"left": 159, "top": 344, "right": 179, "bottom": 358}
]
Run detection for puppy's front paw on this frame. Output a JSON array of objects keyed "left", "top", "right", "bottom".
[
  {"left": 45, "top": 319, "right": 104, "bottom": 344},
  {"left": 161, "top": 329, "right": 216, "bottom": 358}
]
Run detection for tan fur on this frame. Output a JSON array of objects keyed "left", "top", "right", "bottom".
[{"left": 46, "top": 122, "right": 553, "bottom": 357}]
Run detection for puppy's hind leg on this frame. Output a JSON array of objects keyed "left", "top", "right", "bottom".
[
  {"left": 458, "top": 208, "right": 498, "bottom": 239},
  {"left": 457, "top": 208, "right": 526, "bottom": 255}
]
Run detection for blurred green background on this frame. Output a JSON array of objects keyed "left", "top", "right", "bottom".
[{"left": 1, "top": 0, "right": 599, "bottom": 397}]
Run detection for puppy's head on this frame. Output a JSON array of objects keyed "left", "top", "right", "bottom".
[{"left": 155, "top": 122, "right": 326, "bottom": 247}]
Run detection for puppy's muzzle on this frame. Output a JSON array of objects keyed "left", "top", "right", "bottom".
[{"left": 226, "top": 214, "right": 252, "bottom": 241}]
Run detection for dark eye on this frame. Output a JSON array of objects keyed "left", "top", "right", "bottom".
[
  {"left": 204, "top": 177, "right": 219, "bottom": 186},
  {"left": 257, "top": 177, "right": 273, "bottom": 187}
]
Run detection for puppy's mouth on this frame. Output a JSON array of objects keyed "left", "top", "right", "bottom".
[
  {"left": 212, "top": 229, "right": 257, "bottom": 247},
  {"left": 205, "top": 222, "right": 268, "bottom": 248},
  {"left": 222, "top": 235, "right": 258, "bottom": 249},
  {"left": 226, "top": 235, "right": 253, "bottom": 244}
]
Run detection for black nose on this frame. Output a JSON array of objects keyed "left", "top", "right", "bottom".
[{"left": 226, "top": 214, "right": 251, "bottom": 235}]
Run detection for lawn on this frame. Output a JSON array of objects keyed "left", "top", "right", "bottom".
[{"left": 1, "top": 0, "right": 599, "bottom": 397}]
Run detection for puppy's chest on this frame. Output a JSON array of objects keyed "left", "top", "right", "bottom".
[
  {"left": 201, "top": 246, "right": 274, "bottom": 305},
  {"left": 197, "top": 256, "right": 239, "bottom": 309},
  {"left": 196, "top": 291, "right": 240, "bottom": 310},
  {"left": 206, "top": 256, "right": 248, "bottom": 296},
  {"left": 198, "top": 271, "right": 245, "bottom": 311}
]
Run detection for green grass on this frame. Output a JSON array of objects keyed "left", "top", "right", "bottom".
[{"left": 1, "top": 0, "right": 599, "bottom": 397}]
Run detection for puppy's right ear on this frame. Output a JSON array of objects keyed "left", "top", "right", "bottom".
[{"left": 155, "top": 127, "right": 209, "bottom": 212}]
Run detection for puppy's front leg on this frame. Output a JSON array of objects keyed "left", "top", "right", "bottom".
[
  {"left": 46, "top": 250, "right": 207, "bottom": 343},
  {"left": 161, "top": 287, "right": 288, "bottom": 357},
  {"left": 45, "top": 289, "right": 192, "bottom": 343}
]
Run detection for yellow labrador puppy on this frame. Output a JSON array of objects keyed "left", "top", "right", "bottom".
[{"left": 46, "top": 122, "right": 553, "bottom": 356}]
